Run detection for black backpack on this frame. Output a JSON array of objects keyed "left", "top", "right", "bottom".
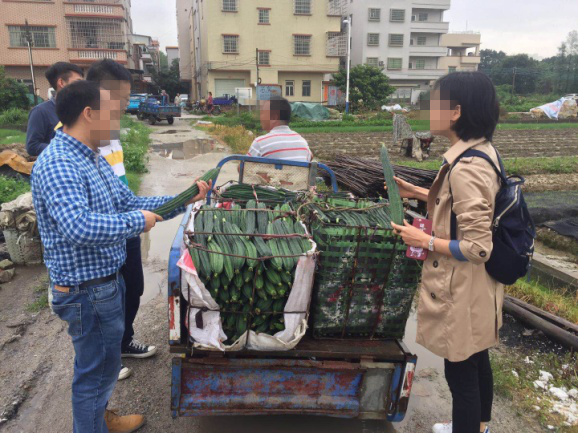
[{"left": 450, "top": 148, "right": 536, "bottom": 285}]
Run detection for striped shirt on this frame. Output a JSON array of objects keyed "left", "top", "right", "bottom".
[
  {"left": 99, "top": 140, "right": 127, "bottom": 185},
  {"left": 247, "top": 125, "right": 312, "bottom": 162}
]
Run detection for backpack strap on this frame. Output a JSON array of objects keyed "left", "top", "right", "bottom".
[{"left": 449, "top": 147, "right": 506, "bottom": 240}]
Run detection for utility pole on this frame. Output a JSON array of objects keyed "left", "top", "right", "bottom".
[
  {"left": 343, "top": 17, "right": 352, "bottom": 114},
  {"left": 24, "top": 20, "right": 38, "bottom": 106},
  {"left": 255, "top": 47, "right": 260, "bottom": 112},
  {"left": 511, "top": 67, "right": 517, "bottom": 101}
]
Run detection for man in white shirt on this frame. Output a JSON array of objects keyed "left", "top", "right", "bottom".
[{"left": 247, "top": 96, "right": 312, "bottom": 163}]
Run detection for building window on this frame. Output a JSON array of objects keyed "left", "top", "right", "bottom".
[
  {"left": 415, "top": 59, "right": 426, "bottom": 69},
  {"left": 367, "top": 33, "right": 380, "bottom": 46},
  {"left": 448, "top": 66, "right": 457, "bottom": 73},
  {"left": 258, "top": 9, "right": 270, "bottom": 24},
  {"left": 417, "top": 36, "right": 427, "bottom": 46},
  {"left": 389, "top": 34, "right": 404, "bottom": 47},
  {"left": 285, "top": 80, "right": 295, "bottom": 97},
  {"left": 223, "top": 35, "right": 239, "bottom": 53},
  {"left": 302, "top": 80, "right": 311, "bottom": 97},
  {"left": 387, "top": 58, "right": 402, "bottom": 70},
  {"left": 418, "top": 13, "right": 429, "bottom": 21},
  {"left": 294, "top": 0, "right": 311, "bottom": 15},
  {"left": 222, "top": 0, "right": 238, "bottom": 12},
  {"left": 67, "top": 18, "right": 124, "bottom": 50},
  {"left": 366, "top": 57, "right": 379, "bottom": 67},
  {"left": 258, "top": 51, "right": 270, "bottom": 65},
  {"left": 368, "top": 8, "right": 381, "bottom": 21},
  {"left": 9, "top": 25, "right": 56, "bottom": 48},
  {"left": 294, "top": 35, "right": 311, "bottom": 55},
  {"left": 390, "top": 9, "right": 405, "bottom": 22}
]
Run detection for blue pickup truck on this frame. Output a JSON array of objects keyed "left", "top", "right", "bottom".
[{"left": 167, "top": 157, "right": 418, "bottom": 425}]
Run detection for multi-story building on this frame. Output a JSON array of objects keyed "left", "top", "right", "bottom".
[
  {"left": 130, "top": 33, "right": 161, "bottom": 90},
  {"left": 439, "top": 32, "right": 481, "bottom": 73},
  {"left": 347, "top": 0, "right": 451, "bottom": 101},
  {"left": 1, "top": 0, "right": 133, "bottom": 98},
  {"left": 176, "top": 0, "right": 192, "bottom": 84},
  {"left": 166, "top": 46, "right": 179, "bottom": 67},
  {"left": 179, "top": 0, "right": 346, "bottom": 102}
]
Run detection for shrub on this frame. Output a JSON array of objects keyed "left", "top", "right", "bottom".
[
  {"left": 0, "top": 176, "right": 30, "bottom": 204},
  {"left": 121, "top": 117, "right": 150, "bottom": 173},
  {"left": 211, "top": 112, "right": 261, "bottom": 132},
  {"left": 0, "top": 108, "right": 28, "bottom": 128},
  {"left": 0, "top": 66, "right": 29, "bottom": 112},
  {"left": 209, "top": 125, "right": 253, "bottom": 154}
]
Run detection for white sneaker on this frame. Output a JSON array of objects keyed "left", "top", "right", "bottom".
[
  {"left": 432, "top": 422, "right": 452, "bottom": 433},
  {"left": 118, "top": 365, "right": 132, "bottom": 381}
]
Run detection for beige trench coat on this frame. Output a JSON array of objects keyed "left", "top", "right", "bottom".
[{"left": 416, "top": 138, "right": 504, "bottom": 362}]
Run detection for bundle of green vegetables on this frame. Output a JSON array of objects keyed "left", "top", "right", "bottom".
[
  {"left": 305, "top": 197, "right": 395, "bottom": 231},
  {"left": 188, "top": 200, "right": 311, "bottom": 344},
  {"left": 219, "top": 183, "right": 298, "bottom": 202}
]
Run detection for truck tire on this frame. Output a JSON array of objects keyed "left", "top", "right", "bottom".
[
  {"left": 212, "top": 106, "right": 222, "bottom": 115},
  {"left": 148, "top": 115, "right": 157, "bottom": 125},
  {"left": 137, "top": 112, "right": 144, "bottom": 121},
  {"left": 167, "top": 116, "right": 174, "bottom": 125}
]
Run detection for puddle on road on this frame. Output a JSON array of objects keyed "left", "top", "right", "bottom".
[{"left": 152, "top": 139, "right": 214, "bottom": 160}]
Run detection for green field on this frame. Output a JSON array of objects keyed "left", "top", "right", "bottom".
[{"left": 0, "top": 129, "right": 26, "bottom": 146}]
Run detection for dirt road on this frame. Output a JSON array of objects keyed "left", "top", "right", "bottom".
[{"left": 0, "top": 121, "right": 546, "bottom": 433}]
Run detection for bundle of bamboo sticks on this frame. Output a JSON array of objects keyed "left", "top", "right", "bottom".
[{"left": 321, "top": 156, "right": 438, "bottom": 198}]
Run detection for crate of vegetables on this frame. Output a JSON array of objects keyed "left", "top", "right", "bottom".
[
  {"left": 179, "top": 188, "right": 316, "bottom": 352},
  {"left": 303, "top": 146, "right": 422, "bottom": 340}
]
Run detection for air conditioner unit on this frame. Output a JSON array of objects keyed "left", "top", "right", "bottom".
[
  {"left": 411, "top": 15, "right": 417, "bottom": 22},
  {"left": 378, "top": 61, "right": 384, "bottom": 66},
  {"left": 409, "top": 62, "right": 413, "bottom": 69}
]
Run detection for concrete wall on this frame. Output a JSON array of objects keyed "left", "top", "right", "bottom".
[{"left": 176, "top": 0, "right": 192, "bottom": 81}]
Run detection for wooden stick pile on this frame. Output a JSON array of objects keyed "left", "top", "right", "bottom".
[{"left": 321, "top": 156, "right": 438, "bottom": 198}]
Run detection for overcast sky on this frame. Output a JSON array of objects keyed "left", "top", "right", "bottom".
[{"left": 131, "top": 0, "right": 578, "bottom": 59}]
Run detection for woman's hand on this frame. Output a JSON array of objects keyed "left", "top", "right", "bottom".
[
  {"left": 391, "top": 221, "right": 430, "bottom": 249},
  {"left": 386, "top": 176, "right": 416, "bottom": 199}
]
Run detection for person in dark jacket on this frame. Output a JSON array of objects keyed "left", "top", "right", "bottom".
[{"left": 25, "top": 62, "right": 84, "bottom": 156}]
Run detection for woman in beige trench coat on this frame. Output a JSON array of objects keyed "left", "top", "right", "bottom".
[{"left": 391, "top": 72, "right": 503, "bottom": 433}]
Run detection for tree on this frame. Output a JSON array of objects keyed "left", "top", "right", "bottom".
[
  {"left": 333, "top": 65, "right": 395, "bottom": 110},
  {"left": 479, "top": 49, "right": 507, "bottom": 72},
  {"left": 159, "top": 51, "right": 169, "bottom": 71},
  {"left": 151, "top": 59, "right": 188, "bottom": 98},
  {"left": 0, "top": 66, "right": 30, "bottom": 112}
]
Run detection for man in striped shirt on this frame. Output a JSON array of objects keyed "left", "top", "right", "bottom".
[{"left": 247, "top": 96, "right": 312, "bottom": 162}]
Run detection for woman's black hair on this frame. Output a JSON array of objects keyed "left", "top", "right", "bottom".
[{"left": 433, "top": 71, "right": 500, "bottom": 142}]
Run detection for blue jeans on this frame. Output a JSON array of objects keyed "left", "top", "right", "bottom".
[{"left": 51, "top": 274, "right": 126, "bottom": 433}]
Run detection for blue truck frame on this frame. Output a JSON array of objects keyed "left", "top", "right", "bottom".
[{"left": 167, "top": 156, "right": 417, "bottom": 422}]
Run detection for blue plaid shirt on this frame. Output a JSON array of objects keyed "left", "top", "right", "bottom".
[{"left": 32, "top": 130, "right": 185, "bottom": 286}]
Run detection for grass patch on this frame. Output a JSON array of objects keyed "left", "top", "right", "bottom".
[
  {"left": 506, "top": 278, "right": 578, "bottom": 324},
  {"left": 120, "top": 115, "right": 151, "bottom": 174},
  {"left": 491, "top": 349, "right": 577, "bottom": 431},
  {"left": 0, "top": 108, "right": 28, "bottom": 130},
  {"left": 0, "top": 129, "right": 26, "bottom": 146},
  {"left": 497, "top": 122, "right": 578, "bottom": 130},
  {"left": 207, "top": 125, "right": 254, "bottom": 154},
  {"left": 26, "top": 275, "right": 50, "bottom": 313},
  {"left": 0, "top": 175, "right": 30, "bottom": 204},
  {"left": 126, "top": 171, "right": 142, "bottom": 194},
  {"left": 393, "top": 156, "right": 578, "bottom": 176}
]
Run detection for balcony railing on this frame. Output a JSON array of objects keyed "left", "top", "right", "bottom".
[
  {"left": 409, "top": 45, "right": 447, "bottom": 56},
  {"left": 65, "top": 0, "right": 122, "bottom": 3},
  {"left": 411, "top": 21, "right": 450, "bottom": 33},
  {"left": 69, "top": 49, "right": 127, "bottom": 63},
  {"left": 326, "top": 32, "right": 347, "bottom": 56},
  {"left": 328, "top": 0, "right": 346, "bottom": 16}
]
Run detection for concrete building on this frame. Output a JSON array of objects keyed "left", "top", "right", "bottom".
[
  {"left": 347, "top": 0, "right": 451, "bottom": 101},
  {"left": 178, "top": 0, "right": 346, "bottom": 102},
  {"left": 1, "top": 0, "right": 133, "bottom": 98},
  {"left": 439, "top": 32, "right": 481, "bottom": 73},
  {"left": 166, "top": 46, "right": 179, "bottom": 67},
  {"left": 176, "top": 0, "right": 192, "bottom": 84}
]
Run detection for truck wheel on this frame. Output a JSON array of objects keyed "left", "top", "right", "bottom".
[
  {"left": 148, "top": 115, "right": 156, "bottom": 125},
  {"left": 137, "top": 112, "right": 144, "bottom": 121},
  {"left": 167, "top": 116, "right": 174, "bottom": 125},
  {"left": 212, "top": 106, "right": 222, "bottom": 115}
]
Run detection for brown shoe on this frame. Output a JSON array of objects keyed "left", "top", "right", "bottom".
[{"left": 105, "top": 409, "right": 145, "bottom": 433}]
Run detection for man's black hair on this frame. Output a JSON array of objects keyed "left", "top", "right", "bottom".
[
  {"left": 86, "top": 59, "right": 132, "bottom": 88},
  {"left": 268, "top": 96, "right": 292, "bottom": 123},
  {"left": 433, "top": 71, "right": 499, "bottom": 142},
  {"left": 56, "top": 80, "right": 101, "bottom": 127},
  {"left": 45, "top": 62, "right": 84, "bottom": 90}
]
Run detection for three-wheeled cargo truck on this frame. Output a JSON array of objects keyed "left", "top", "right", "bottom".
[{"left": 167, "top": 156, "right": 417, "bottom": 425}]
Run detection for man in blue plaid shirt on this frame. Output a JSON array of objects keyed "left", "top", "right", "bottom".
[{"left": 31, "top": 80, "right": 210, "bottom": 433}]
